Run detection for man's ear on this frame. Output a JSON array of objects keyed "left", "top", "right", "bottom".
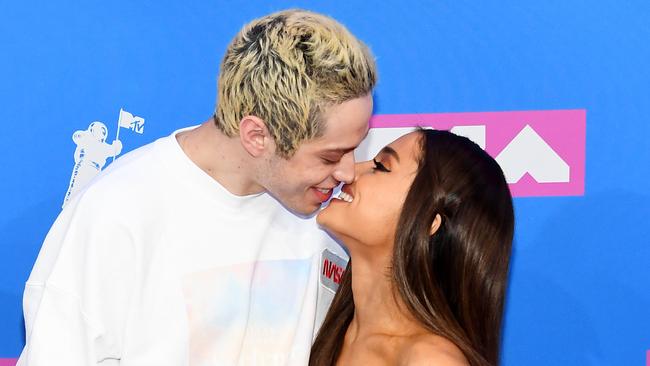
[
  {"left": 239, "top": 115, "right": 271, "bottom": 157},
  {"left": 430, "top": 213, "right": 442, "bottom": 236}
]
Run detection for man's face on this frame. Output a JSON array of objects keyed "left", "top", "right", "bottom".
[{"left": 262, "top": 94, "right": 373, "bottom": 216}]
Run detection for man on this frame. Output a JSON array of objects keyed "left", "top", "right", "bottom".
[{"left": 18, "top": 9, "right": 376, "bottom": 365}]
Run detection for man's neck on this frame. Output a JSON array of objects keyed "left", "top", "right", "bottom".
[{"left": 176, "top": 120, "right": 265, "bottom": 196}]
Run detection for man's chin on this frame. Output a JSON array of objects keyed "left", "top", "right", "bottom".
[
  {"left": 265, "top": 191, "right": 320, "bottom": 217},
  {"left": 284, "top": 200, "right": 321, "bottom": 218}
]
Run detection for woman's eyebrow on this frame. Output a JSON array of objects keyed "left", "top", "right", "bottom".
[{"left": 380, "top": 146, "right": 400, "bottom": 162}]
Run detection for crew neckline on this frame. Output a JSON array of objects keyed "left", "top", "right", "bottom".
[{"left": 158, "top": 126, "right": 276, "bottom": 215}]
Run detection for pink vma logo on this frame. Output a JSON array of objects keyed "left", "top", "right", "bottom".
[{"left": 359, "top": 109, "right": 586, "bottom": 197}]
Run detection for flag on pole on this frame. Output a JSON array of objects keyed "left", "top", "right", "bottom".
[{"left": 118, "top": 108, "right": 145, "bottom": 134}]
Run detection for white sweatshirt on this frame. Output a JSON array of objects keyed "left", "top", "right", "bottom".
[{"left": 18, "top": 127, "right": 347, "bottom": 366}]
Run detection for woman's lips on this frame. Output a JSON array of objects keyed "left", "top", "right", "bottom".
[
  {"left": 341, "top": 184, "right": 354, "bottom": 196},
  {"left": 337, "top": 184, "right": 355, "bottom": 203}
]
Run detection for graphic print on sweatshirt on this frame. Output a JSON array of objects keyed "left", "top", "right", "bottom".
[{"left": 182, "top": 259, "right": 314, "bottom": 365}]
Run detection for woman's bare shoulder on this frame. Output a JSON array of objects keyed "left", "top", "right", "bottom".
[{"left": 399, "top": 333, "right": 470, "bottom": 366}]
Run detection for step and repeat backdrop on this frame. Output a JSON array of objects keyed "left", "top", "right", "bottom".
[{"left": 1, "top": 1, "right": 648, "bottom": 365}]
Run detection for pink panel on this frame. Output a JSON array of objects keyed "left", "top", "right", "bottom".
[{"left": 369, "top": 110, "right": 586, "bottom": 197}]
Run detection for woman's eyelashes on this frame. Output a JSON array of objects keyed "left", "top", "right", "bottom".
[{"left": 372, "top": 158, "right": 391, "bottom": 172}]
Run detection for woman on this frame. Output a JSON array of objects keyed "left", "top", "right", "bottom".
[{"left": 311, "top": 129, "right": 514, "bottom": 366}]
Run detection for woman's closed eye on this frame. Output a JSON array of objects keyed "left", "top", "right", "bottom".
[{"left": 372, "top": 158, "right": 391, "bottom": 172}]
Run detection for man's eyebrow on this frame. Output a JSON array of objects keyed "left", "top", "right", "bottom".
[
  {"left": 380, "top": 146, "right": 400, "bottom": 162},
  {"left": 322, "top": 147, "right": 356, "bottom": 154},
  {"left": 321, "top": 128, "right": 370, "bottom": 154}
]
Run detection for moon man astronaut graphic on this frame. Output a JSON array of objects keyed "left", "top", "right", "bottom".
[
  {"left": 62, "top": 109, "right": 145, "bottom": 207},
  {"left": 62, "top": 121, "right": 122, "bottom": 208}
]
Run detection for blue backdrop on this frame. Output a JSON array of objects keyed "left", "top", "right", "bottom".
[{"left": 1, "top": 1, "right": 649, "bottom": 364}]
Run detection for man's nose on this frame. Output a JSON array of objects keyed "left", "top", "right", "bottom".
[{"left": 333, "top": 152, "right": 356, "bottom": 184}]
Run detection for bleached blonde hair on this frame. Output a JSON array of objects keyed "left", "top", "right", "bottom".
[{"left": 215, "top": 9, "right": 377, "bottom": 157}]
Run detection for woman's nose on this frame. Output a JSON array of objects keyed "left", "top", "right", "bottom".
[{"left": 353, "top": 159, "right": 374, "bottom": 182}]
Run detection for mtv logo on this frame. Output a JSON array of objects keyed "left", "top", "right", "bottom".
[
  {"left": 356, "top": 110, "right": 586, "bottom": 197},
  {"left": 129, "top": 119, "right": 145, "bottom": 133}
]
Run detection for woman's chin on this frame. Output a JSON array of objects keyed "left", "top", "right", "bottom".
[
  {"left": 316, "top": 204, "right": 346, "bottom": 238},
  {"left": 316, "top": 204, "right": 333, "bottom": 228}
]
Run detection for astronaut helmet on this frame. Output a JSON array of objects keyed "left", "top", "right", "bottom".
[{"left": 88, "top": 121, "right": 108, "bottom": 142}]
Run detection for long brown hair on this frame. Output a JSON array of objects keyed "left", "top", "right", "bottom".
[{"left": 310, "top": 129, "right": 514, "bottom": 366}]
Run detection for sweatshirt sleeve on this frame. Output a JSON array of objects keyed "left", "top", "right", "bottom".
[{"left": 17, "top": 189, "right": 136, "bottom": 366}]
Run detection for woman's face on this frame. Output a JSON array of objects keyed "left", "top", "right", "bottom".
[{"left": 317, "top": 131, "right": 422, "bottom": 248}]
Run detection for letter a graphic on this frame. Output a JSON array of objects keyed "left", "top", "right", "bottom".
[{"left": 496, "top": 125, "right": 570, "bottom": 184}]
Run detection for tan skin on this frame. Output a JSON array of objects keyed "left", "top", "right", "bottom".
[
  {"left": 175, "top": 94, "right": 373, "bottom": 216},
  {"left": 317, "top": 132, "right": 469, "bottom": 366}
]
